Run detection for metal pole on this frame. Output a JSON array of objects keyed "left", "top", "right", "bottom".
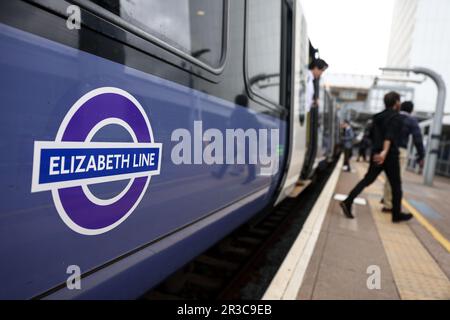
[
  {"left": 380, "top": 67, "right": 447, "bottom": 186},
  {"left": 415, "top": 68, "right": 447, "bottom": 186}
]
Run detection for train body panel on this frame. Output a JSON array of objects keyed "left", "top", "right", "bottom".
[
  {"left": 300, "top": 78, "right": 341, "bottom": 180},
  {"left": 0, "top": 0, "right": 287, "bottom": 299},
  {"left": 0, "top": 0, "right": 340, "bottom": 299},
  {"left": 318, "top": 87, "right": 340, "bottom": 163}
]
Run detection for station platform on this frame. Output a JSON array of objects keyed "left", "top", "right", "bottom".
[{"left": 263, "top": 158, "right": 450, "bottom": 300}]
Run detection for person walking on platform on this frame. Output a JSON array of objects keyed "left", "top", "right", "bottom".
[
  {"left": 341, "top": 120, "right": 354, "bottom": 172},
  {"left": 381, "top": 101, "right": 425, "bottom": 212},
  {"left": 357, "top": 121, "right": 372, "bottom": 162},
  {"left": 340, "top": 92, "right": 413, "bottom": 223}
]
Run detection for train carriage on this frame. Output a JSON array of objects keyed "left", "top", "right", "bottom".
[{"left": 0, "top": 0, "right": 339, "bottom": 299}]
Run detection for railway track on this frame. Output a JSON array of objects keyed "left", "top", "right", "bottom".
[{"left": 143, "top": 160, "right": 337, "bottom": 300}]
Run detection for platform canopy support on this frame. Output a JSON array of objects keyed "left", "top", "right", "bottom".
[{"left": 380, "top": 67, "right": 447, "bottom": 186}]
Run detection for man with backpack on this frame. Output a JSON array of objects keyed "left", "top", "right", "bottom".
[{"left": 340, "top": 92, "right": 413, "bottom": 223}]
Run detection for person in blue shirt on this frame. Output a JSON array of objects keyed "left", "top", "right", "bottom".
[
  {"left": 341, "top": 120, "right": 355, "bottom": 172},
  {"left": 382, "top": 101, "right": 425, "bottom": 212}
]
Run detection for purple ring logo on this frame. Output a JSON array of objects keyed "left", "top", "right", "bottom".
[{"left": 31, "top": 87, "right": 162, "bottom": 235}]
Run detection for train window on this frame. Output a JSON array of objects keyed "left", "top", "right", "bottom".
[
  {"left": 246, "top": 0, "right": 282, "bottom": 105},
  {"left": 88, "top": 0, "right": 225, "bottom": 68}
]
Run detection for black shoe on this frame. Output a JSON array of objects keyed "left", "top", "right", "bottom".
[
  {"left": 392, "top": 213, "right": 413, "bottom": 223},
  {"left": 339, "top": 201, "right": 354, "bottom": 219},
  {"left": 381, "top": 207, "right": 392, "bottom": 213}
]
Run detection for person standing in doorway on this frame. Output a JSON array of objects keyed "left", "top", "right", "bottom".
[
  {"left": 301, "top": 58, "right": 328, "bottom": 179},
  {"left": 306, "top": 58, "right": 329, "bottom": 112},
  {"left": 382, "top": 101, "right": 425, "bottom": 212},
  {"left": 340, "top": 92, "right": 413, "bottom": 223}
]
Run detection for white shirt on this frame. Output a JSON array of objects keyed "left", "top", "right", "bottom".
[{"left": 305, "top": 70, "right": 315, "bottom": 114}]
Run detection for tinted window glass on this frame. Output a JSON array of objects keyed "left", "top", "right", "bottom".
[
  {"left": 247, "top": 0, "right": 281, "bottom": 104},
  {"left": 90, "top": 0, "right": 224, "bottom": 67}
]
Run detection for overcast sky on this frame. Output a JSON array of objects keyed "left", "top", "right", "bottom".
[{"left": 301, "top": 0, "right": 395, "bottom": 75}]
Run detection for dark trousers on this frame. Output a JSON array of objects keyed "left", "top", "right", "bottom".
[
  {"left": 345, "top": 155, "right": 402, "bottom": 218},
  {"left": 358, "top": 147, "right": 367, "bottom": 162},
  {"left": 344, "top": 148, "right": 352, "bottom": 170}
]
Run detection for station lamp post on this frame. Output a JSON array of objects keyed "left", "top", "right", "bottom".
[{"left": 380, "top": 67, "right": 447, "bottom": 186}]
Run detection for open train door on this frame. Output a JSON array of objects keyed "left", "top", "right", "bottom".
[{"left": 275, "top": 0, "right": 309, "bottom": 204}]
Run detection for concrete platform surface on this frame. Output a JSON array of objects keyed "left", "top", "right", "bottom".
[{"left": 297, "top": 160, "right": 450, "bottom": 300}]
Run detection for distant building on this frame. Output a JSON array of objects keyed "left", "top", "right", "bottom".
[
  {"left": 386, "top": 0, "right": 450, "bottom": 112},
  {"left": 322, "top": 73, "right": 373, "bottom": 123}
]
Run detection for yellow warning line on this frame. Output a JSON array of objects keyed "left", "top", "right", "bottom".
[
  {"left": 367, "top": 198, "right": 450, "bottom": 299},
  {"left": 377, "top": 174, "right": 450, "bottom": 253},
  {"left": 402, "top": 200, "right": 450, "bottom": 253},
  {"left": 353, "top": 164, "right": 450, "bottom": 299}
]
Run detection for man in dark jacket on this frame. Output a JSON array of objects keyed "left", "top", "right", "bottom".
[
  {"left": 340, "top": 92, "right": 413, "bottom": 223},
  {"left": 382, "top": 101, "right": 425, "bottom": 212}
]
